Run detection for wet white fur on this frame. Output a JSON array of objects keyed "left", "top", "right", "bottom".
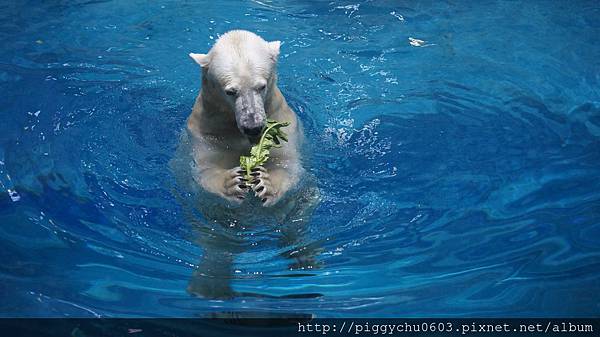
[{"left": 186, "top": 30, "right": 302, "bottom": 206}]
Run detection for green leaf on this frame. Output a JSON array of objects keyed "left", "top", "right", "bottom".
[{"left": 239, "top": 119, "right": 290, "bottom": 179}]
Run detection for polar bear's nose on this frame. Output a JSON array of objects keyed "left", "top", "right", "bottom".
[
  {"left": 235, "top": 89, "right": 266, "bottom": 138},
  {"left": 243, "top": 126, "right": 263, "bottom": 136}
]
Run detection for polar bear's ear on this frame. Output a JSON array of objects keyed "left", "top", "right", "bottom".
[
  {"left": 189, "top": 53, "right": 210, "bottom": 67},
  {"left": 267, "top": 41, "right": 281, "bottom": 60}
]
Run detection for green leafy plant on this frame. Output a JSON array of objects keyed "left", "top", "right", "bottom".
[{"left": 239, "top": 119, "right": 290, "bottom": 179}]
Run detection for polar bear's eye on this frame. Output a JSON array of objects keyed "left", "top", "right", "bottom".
[
  {"left": 257, "top": 84, "right": 266, "bottom": 91},
  {"left": 225, "top": 88, "right": 237, "bottom": 96}
]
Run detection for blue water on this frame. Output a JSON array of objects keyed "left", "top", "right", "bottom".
[{"left": 1, "top": 0, "right": 599, "bottom": 318}]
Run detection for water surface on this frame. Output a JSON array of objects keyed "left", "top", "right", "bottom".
[{"left": 1, "top": 0, "right": 599, "bottom": 317}]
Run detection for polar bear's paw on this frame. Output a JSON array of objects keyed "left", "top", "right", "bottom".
[
  {"left": 223, "top": 166, "right": 249, "bottom": 204},
  {"left": 250, "top": 166, "right": 278, "bottom": 207}
]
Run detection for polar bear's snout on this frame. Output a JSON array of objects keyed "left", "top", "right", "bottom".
[{"left": 235, "top": 89, "right": 266, "bottom": 138}]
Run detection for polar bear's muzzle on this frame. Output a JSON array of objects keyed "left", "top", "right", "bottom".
[{"left": 234, "top": 89, "right": 266, "bottom": 139}]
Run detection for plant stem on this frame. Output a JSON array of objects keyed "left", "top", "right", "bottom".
[
  {"left": 245, "top": 122, "right": 284, "bottom": 178},
  {"left": 258, "top": 122, "right": 283, "bottom": 152}
]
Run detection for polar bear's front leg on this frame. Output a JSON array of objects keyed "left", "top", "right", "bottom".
[
  {"left": 198, "top": 166, "right": 249, "bottom": 204},
  {"left": 250, "top": 166, "right": 298, "bottom": 207}
]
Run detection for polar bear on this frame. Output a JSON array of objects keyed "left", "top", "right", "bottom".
[
  {"left": 175, "top": 30, "right": 321, "bottom": 299},
  {"left": 187, "top": 30, "right": 302, "bottom": 207}
]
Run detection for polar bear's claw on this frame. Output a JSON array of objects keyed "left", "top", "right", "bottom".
[
  {"left": 223, "top": 166, "right": 249, "bottom": 203},
  {"left": 250, "top": 168, "right": 277, "bottom": 206}
]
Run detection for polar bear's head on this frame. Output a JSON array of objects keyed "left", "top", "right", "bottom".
[{"left": 189, "top": 30, "right": 281, "bottom": 139}]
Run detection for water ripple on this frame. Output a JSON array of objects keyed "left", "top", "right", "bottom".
[{"left": 1, "top": 0, "right": 599, "bottom": 317}]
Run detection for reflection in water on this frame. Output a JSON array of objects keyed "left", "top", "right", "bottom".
[{"left": 171, "top": 131, "right": 322, "bottom": 300}]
